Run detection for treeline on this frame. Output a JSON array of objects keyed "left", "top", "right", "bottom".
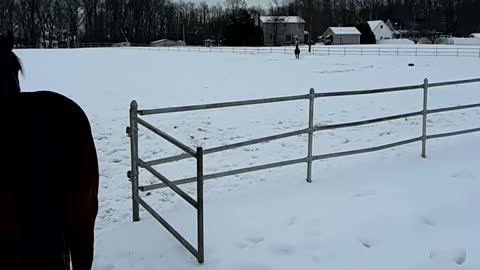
[{"left": 0, "top": 0, "right": 479, "bottom": 47}]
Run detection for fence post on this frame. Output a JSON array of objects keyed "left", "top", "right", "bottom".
[
  {"left": 421, "top": 79, "right": 428, "bottom": 158},
  {"left": 378, "top": 48, "right": 381, "bottom": 56},
  {"left": 129, "top": 100, "right": 140, "bottom": 222},
  {"left": 457, "top": 48, "right": 459, "bottom": 57},
  {"left": 344, "top": 47, "right": 346, "bottom": 56},
  {"left": 361, "top": 47, "right": 363, "bottom": 56},
  {"left": 306, "top": 88, "right": 315, "bottom": 183},
  {"left": 328, "top": 47, "right": 330, "bottom": 56},
  {"left": 397, "top": 48, "right": 399, "bottom": 56},
  {"left": 196, "top": 147, "right": 205, "bottom": 263}
]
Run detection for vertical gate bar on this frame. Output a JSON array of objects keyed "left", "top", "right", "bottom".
[
  {"left": 197, "top": 147, "right": 205, "bottom": 263},
  {"left": 307, "top": 88, "right": 315, "bottom": 183},
  {"left": 130, "top": 100, "right": 140, "bottom": 222},
  {"left": 421, "top": 79, "right": 428, "bottom": 158}
]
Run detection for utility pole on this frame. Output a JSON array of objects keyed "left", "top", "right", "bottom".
[
  {"left": 309, "top": 14, "right": 312, "bottom": 52},
  {"left": 182, "top": 23, "right": 186, "bottom": 42}
]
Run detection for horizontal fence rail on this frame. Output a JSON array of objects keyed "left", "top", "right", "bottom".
[
  {"left": 143, "top": 128, "right": 309, "bottom": 167},
  {"left": 140, "top": 158, "right": 308, "bottom": 191},
  {"left": 128, "top": 77, "right": 480, "bottom": 264},
  {"left": 313, "top": 137, "right": 423, "bottom": 161},
  {"left": 138, "top": 94, "right": 309, "bottom": 115}
]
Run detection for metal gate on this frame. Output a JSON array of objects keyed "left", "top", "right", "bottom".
[{"left": 127, "top": 101, "right": 204, "bottom": 263}]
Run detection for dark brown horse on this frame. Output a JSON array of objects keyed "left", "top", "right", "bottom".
[{"left": 0, "top": 32, "right": 99, "bottom": 270}]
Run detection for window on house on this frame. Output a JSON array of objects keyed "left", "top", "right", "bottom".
[{"left": 380, "top": 25, "right": 383, "bottom": 29}]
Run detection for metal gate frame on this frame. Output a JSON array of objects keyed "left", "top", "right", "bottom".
[{"left": 127, "top": 100, "right": 204, "bottom": 263}]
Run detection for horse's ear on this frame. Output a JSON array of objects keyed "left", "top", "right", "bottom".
[
  {"left": 6, "top": 31, "right": 14, "bottom": 51},
  {"left": 0, "top": 31, "right": 14, "bottom": 51}
]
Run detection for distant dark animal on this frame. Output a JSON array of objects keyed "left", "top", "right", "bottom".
[
  {"left": 294, "top": 44, "right": 300, "bottom": 59},
  {"left": 0, "top": 31, "right": 99, "bottom": 270}
]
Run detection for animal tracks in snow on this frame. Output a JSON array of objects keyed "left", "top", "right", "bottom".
[
  {"left": 429, "top": 248, "right": 467, "bottom": 265},
  {"left": 236, "top": 236, "right": 265, "bottom": 249}
]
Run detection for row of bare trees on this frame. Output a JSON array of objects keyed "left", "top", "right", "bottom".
[
  {"left": 1, "top": 0, "right": 479, "bottom": 47},
  {"left": 0, "top": 0, "right": 256, "bottom": 47}
]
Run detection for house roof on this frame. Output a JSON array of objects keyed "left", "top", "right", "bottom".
[
  {"left": 327, "top": 27, "right": 361, "bottom": 35},
  {"left": 260, "top": 16, "right": 305, "bottom": 24},
  {"left": 367, "top": 20, "right": 383, "bottom": 31}
]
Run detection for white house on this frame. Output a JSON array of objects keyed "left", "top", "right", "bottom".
[
  {"left": 368, "top": 20, "right": 394, "bottom": 41},
  {"left": 322, "top": 27, "right": 361, "bottom": 45},
  {"left": 469, "top": 33, "right": 480, "bottom": 38},
  {"left": 259, "top": 16, "right": 305, "bottom": 46}
]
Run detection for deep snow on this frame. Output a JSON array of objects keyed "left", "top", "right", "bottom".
[{"left": 16, "top": 47, "right": 480, "bottom": 270}]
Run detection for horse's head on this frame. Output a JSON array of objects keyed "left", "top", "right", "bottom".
[{"left": 0, "top": 30, "right": 22, "bottom": 96}]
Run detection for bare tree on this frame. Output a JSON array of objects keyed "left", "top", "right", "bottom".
[{"left": 224, "top": 0, "right": 246, "bottom": 17}]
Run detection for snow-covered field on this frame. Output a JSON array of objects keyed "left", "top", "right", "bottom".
[{"left": 16, "top": 47, "right": 480, "bottom": 270}]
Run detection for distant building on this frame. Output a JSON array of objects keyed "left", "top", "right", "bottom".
[
  {"left": 322, "top": 27, "right": 361, "bottom": 45},
  {"left": 112, "top": 42, "right": 130, "bottom": 47},
  {"left": 417, "top": 37, "right": 432, "bottom": 44},
  {"left": 258, "top": 16, "right": 305, "bottom": 46},
  {"left": 367, "top": 20, "right": 394, "bottom": 41},
  {"left": 469, "top": 33, "right": 480, "bottom": 38},
  {"left": 150, "top": 39, "right": 185, "bottom": 47},
  {"left": 204, "top": 39, "right": 215, "bottom": 47},
  {"left": 386, "top": 19, "right": 404, "bottom": 31}
]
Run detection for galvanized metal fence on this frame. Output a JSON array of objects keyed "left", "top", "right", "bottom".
[{"left": 127, "top": 77, "right": 480, "bottom": 263}]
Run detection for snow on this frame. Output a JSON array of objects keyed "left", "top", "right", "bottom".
[{"left": 15, "top": 47, "right": 480, "bottom": 270}]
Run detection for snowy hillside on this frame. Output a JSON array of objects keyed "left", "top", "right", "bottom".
[{"left": 16, "top": 47, "right": 480, "bottom": 270}]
